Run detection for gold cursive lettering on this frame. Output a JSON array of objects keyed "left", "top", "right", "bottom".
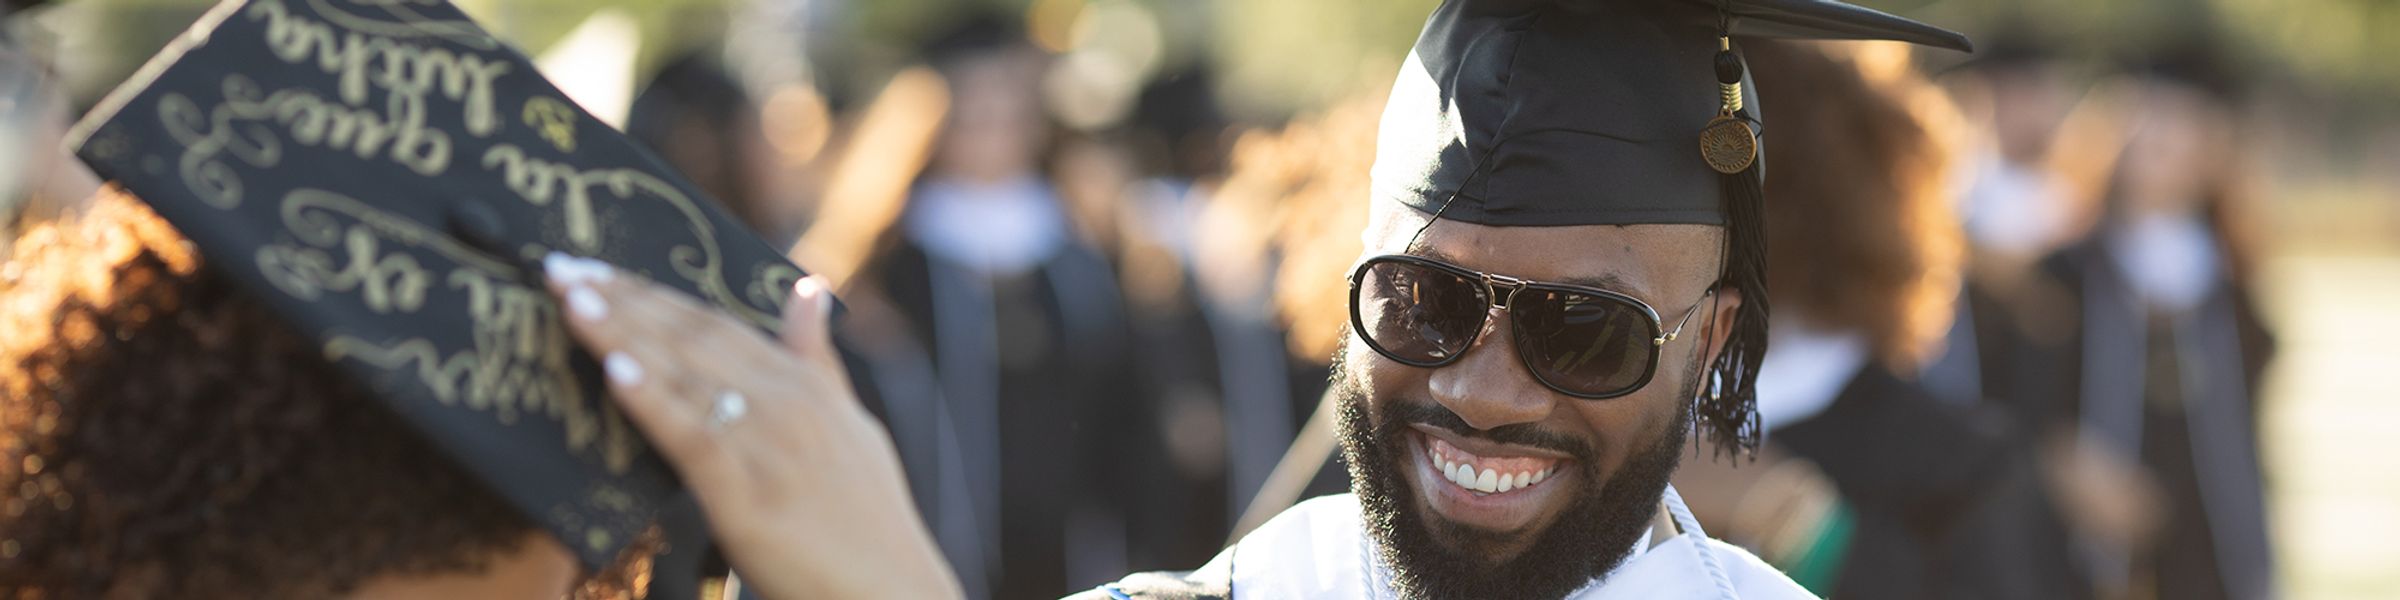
[
  {"left": 158, "top": 87, "right": 283, "bottom": 209},
  {"left": 273, "top": 188, "right": 642, "bottom": 473},
  {"left": 521, "top": 97, "right": 577, "bottom": 153},
  {"left": 481, "top": 143, "right": 605, "bottom": 252},
  {"left": 477, "top": 145, "right": 793, "bottom": 330},
  {"left": 247, "top": 0, "right": 510, "bottom": 138},
  {"left": 216, "top": 74, "right": 451, "bottom": 176}
]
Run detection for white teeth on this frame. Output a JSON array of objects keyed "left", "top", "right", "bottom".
[{"left": 1431, "top": 443, "right": 1564, "bottom": 495}]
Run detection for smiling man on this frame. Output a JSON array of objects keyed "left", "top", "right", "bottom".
[{"left": 1077, "top": 0, "right": 1967, "bottom": 598}]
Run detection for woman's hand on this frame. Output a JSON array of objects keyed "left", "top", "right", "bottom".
[{"left": 542, "top": 253, "right": 962, "bottom": 600}]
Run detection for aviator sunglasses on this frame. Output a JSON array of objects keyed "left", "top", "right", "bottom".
[{"left": 1347, "top": 254, "right": 1714, "bottom": 399}]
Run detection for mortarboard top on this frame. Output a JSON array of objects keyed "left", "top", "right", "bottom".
[
  {"left": 65, "top": 0, "right": 805, "bottom": 580},
  {"left": 1374, "top": 0, "right": 1970, "bottom": 227}
]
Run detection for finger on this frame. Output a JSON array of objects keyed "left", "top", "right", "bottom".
[
  {"left": 544, "top": 252, "right": 630, "bottom": 349},
  {"left": 779, "top": 275, "right": 837, "bottom": 360},
  {"left": 562, "top": 256, "right": 793, "bottom": 385},
  {"left": 776, "top": 275, "right": 863, "bottom": 410},
  {"left": 595, "top": 348, "right": 744, "bottom": 494},
  {"left": 574, "top": 267, "right": 794, "bottom": 419},
  {"left": 557, "top": 257, "right": 861, "bottom": 457},
  {"left": 586, "top": 275, "right": 843, "bottom": 497},
  {"left": 544, "top": 254, "right": 744, "bottom": 489}
]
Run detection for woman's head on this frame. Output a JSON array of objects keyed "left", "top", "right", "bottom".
[
  {"left": 1747, "top": 39, "right": 1967, "bottom": 371},
  {"left": 0, "top": 188, "right": 645, "bottom": 598}
]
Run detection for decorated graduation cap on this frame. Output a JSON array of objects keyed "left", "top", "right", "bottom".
[
  {"left": 66, "top": 0, "right": 804, "bottom": 593},
  {"left": 1375, "top": 0, "right": 1967, "bottom": 452}
]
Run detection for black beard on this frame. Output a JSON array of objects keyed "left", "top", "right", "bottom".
[{"left": 1335, "top": 348, "right": 1694, "bottom": 600}]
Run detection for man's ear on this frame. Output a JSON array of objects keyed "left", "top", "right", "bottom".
[{"left": 1700, "top": 286, "right": 1744, "bottom": 367}]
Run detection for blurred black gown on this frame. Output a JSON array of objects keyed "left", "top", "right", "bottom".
[
  {"left": 1775, "top": 361, "right": 2086, "bottom": 600},
  {"left": 874, "top": 240, "right": 1147, "bottom": 599},
  {"left": 858, "top": 184, "right": 1151, "bottom": 599},
  {"left": 2027, "top": 231, "right": 2277, "bottom": 600}
]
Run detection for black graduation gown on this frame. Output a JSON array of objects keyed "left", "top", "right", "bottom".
[
  {"left": 1775, "top": 364, "right": 2084, "bottom": 600},
  {"left": 2023, "top": 237, "right": 2278, "bottom": 600},
  {"left": 1117, "top": 274, "right": 1235, "bottom": 572},
  {"left": 1925, "top": 277, "right": 2080, "bottom": 428},
  {"left": 866, "top": 238, "right": 1152, "bottom": 600}
]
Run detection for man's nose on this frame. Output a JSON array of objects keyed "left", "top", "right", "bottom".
[{"left": 1425, "top": 308, "right": 1557, "bottom": 431}]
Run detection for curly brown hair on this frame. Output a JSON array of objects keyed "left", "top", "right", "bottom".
[
  {"left": 0, "top": 188, "right": 649, "bottom": 599},
  {"left": 1746, "top": 39, "right": 1967, "bottom": 372}
]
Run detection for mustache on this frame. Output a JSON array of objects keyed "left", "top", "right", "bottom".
[{"left": 1383, "top": 399, "right": 1596, "bottom": 461}]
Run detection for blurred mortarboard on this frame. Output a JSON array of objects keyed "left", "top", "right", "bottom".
[
  {"left": 64, "top": 0, "right": 806, "bottom": 589},
  {"left": 918, "top": 11, "right": 1032, "bottom": 69},
  {"left": 2131, "top": 35, "right": 2244, "bottom": 102},
  {"left": 1373, "top": 0, "right": 1967, "bottom": 450}
]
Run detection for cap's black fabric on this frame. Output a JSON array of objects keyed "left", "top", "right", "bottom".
[
  {"left": 68, "top": 0, "right": 805, "bottom": 572},
  {"left": 1374, "top": 0, "right": 1969, "bottom": 226}
]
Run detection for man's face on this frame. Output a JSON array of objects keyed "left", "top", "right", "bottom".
[
  {"left": 1336, "top": 202, "right": 1735, "bottom": 599},
  {"left": 933, "top": 49, "right": 1049, "bottom": 184}
]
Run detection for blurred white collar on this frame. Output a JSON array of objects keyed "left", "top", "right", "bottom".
[
  {"left": 905, "top": 175, "right": 1069, "bottom": 277},
  {"left": 1754, "top": 320, "right": 1868, "bottom": 431},
  {"left": 2107, "top": 213, "right": 2220, "bottom": 314}
]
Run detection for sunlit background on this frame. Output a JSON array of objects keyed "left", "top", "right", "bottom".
[{"left": 5, "top": 0, "right": 2395, "bottom": 597}]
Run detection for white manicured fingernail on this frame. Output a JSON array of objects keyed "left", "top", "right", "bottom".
[
  {"left": 794, "top": 275, "right": 823, "bottom": 300},
  {"left": 544, "top": 252, "right": 616, "bottom": 284},
  {"left": 805, "top": 276, "right": 833, "bottom": 319},
  {"left": 604, "top": 352, "right": 644, "bottom": 386},
  {"left": 583, "top": 257, "right": 615, "bottom": 282},
  {"left": 544, "top": 252, "right": 585, "bottom": 284},
  {"left": 566, "top": 285, "right": 607, "bottom": 321},
  {"left": 544, "top": 252, "right": 571, "bottom": 283}
]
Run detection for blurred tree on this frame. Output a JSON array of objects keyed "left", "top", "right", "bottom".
[
  {"left": 46, "top": 0, "right": 2400, "bottom": 126},
  {"left": 51, "top": 0, "right": 733, "bottom": 109},
  {"left": 1207, "top": 0, "right": 1432, "bottom": 121}
]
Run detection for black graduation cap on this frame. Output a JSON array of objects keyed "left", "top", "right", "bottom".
[
  {"left": 1374, "top": 0, "right": 1967, "bottom": 451},
  {"left": 64, "top": 0, "right": 805, "bottom": 585}
]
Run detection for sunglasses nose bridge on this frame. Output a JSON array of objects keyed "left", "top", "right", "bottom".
[{"left": 1482, "top": 273, "right": 1529, "bottom": 311}]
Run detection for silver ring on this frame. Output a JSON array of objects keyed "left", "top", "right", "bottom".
[{"left": 710, "top": 390, "right": 750, "bottom": 428}]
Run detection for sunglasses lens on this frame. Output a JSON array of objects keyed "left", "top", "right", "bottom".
[
  {"left": 1355, "top": 260, "right": 1487, "bottom": 364},
  {"left": 1511, "top": 288, "right": 1658, "bottom": 396}
]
